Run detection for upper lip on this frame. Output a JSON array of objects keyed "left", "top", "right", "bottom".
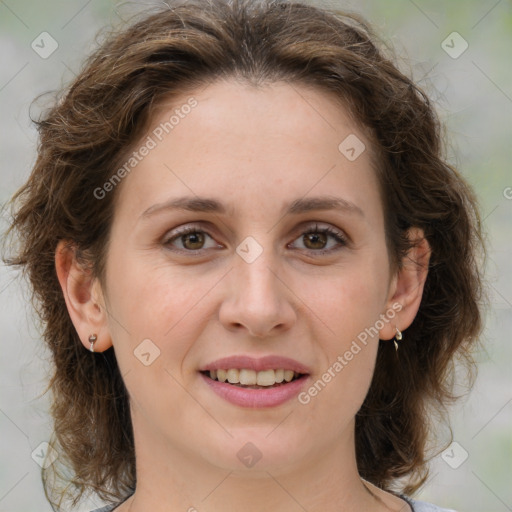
[{"left": 199, "top": 355, "right": 311, "bottom": 374}]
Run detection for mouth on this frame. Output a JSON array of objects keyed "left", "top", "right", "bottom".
[
  {"left": 200, "top": 368, "right": 307, "bottom": 389},
  {"left": 198, "top": 355, "right": 311, "bottom": 407}
]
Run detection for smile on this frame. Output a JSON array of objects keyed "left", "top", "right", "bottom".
[
  {"left": 199, "top": 370, "right": 309, "bottom": 408},
  {"left": 202, "top": 368, "right": 304, "bottom": 387}
]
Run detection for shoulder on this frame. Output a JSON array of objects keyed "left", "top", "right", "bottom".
[{"left": 409, "top": 497, "right": 458, "bottom": 512}]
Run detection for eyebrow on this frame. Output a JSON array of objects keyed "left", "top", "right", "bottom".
[{"left": 140, "top": 195, "right": 365, "bottom": 219}]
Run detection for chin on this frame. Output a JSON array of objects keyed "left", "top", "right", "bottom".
[{"left": 196, "top": 428, "right": 307, "bottom": 474}]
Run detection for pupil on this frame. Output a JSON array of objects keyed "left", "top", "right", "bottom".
[
  {"left": 184, "top": 232, "right": 204, "bottom": 249},
  {"left": 306, "top": 232, "right": 326, "bottom": 249}
]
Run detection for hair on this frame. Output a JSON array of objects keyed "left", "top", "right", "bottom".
[{"left": 4, "top": 0, "right": 487, "bottom": 510}]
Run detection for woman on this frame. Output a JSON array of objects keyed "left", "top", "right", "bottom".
[{"left": 5, "top": 0, "right": 485, "bottom": 511}]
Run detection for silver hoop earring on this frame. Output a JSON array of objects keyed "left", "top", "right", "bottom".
[
  {"left": 88, "top": 334, "right": 97, "bottom": 353},
  {"left": 393, "top": 327, "right": 402, "bottom": 352}
]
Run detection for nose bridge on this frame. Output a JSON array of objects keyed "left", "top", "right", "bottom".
[
  {"left": 220, "top": 235, "right": 295, "bottom": 337},
  {"left": 235, "top": 237, "right": 282, "bottom": 308}
]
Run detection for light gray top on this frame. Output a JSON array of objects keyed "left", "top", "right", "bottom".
[{"left": 90, "top": 497, "right": 457, "bottom": 511}]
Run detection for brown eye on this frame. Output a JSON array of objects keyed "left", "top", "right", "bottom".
[
  {"left": 289, "top": 224, "right": 347, "bottom": 254},
  {"left": 180, "top": 231, "right": 206, "bottom": 250},
  {"left": 303, "top": 232, "right": 328, "bottom": 250},
  {"left": 163, "top": 226, "right": 219, "bottom": 252}
]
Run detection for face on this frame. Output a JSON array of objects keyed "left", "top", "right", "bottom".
[{"left": 97, "top": 79, "right": 399, "bottom": 475}]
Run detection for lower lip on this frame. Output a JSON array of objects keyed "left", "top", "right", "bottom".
[{"left": 200, "top": 372, "right": 309, "bottom": 408}]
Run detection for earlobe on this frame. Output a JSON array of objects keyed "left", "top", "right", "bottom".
[
  {"left": 379, "top": 227, "right": 431, "bottom": 341},
  {"left": 55, "top": 241, "right": 112, "bottom": 352}
]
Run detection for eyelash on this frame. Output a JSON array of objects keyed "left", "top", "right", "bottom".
[{"left": 162, "top": 223, "right": 348, "bottom": 256}]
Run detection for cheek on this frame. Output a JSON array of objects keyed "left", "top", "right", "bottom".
[
  {"left": 304, "top": 262, "right": 386, "bottom": 407},
  {"left": 317, "top": 260, "right": 388, "bottom": 336},
  {"left": 304, "top": 290, "right": 380, "bottom": 427},
  {"left": 104, "top": 258, "right": 215, "bottom": 363}
]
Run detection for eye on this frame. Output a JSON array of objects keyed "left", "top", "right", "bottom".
[
  {"left": 163, "top": 225, "right": 220, "bottom": 252},
  {"left": 162, "top": 223, "right": 348, "bottom": 255},
  {"left": 289, "top": 223, "right": 347, "bottom": 254}
]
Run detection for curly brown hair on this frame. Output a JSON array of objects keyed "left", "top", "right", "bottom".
[{"left": 4, "top": 0, "right": 486, "bottom": 510}]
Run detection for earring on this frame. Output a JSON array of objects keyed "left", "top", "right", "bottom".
[
  {"left": 393, "top": 327, "right": 402, "bottom": 352},
  {"left": 88, "top": 334, "right": 97, "bottom": 353}
]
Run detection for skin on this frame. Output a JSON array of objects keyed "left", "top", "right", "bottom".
[{"left": 56, "top": 79, "right": 430, "bottom": 512}]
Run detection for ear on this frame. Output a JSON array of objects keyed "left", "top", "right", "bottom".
[
  {"left": 55, "top": 241, "right": 112, "bottom": 352},
  {"left": 379, "top": 227, "right": 431, "bottom": 340}
]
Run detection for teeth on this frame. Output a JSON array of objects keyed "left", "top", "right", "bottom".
[
  {"left": 284, "top": 370, "right": 294, "bottom": 382},
  {"left": 227, "top": 369, "right": 239, "bottom": 384},
  {"left": 205, "top": 368, "right": 302, "bottom": 386},
  {"left": 240, "top": 369, "right": 257, "bottom": 385},
  {"left": 256, "top": 369, "right": 275, "bottom": 386}
]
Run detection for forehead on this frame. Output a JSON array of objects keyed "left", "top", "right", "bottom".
[{"left": 112, "top": 79, "right": 382, "bottom": 223}]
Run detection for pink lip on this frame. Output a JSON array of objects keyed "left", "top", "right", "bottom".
[
  {"left": 200, "top": 372, "right": 310, "bottom": 408},
  {"left": 199, "top": 355, "right": 311, "bottom": 374}
]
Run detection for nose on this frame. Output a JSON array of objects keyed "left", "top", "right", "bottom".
[{"left": 218, "top": 245, "right": 297, "bottom": 339}]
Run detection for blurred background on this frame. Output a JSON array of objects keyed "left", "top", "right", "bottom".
[{"left": 0, "top": 0, "right": 511, "bottom": 511}]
